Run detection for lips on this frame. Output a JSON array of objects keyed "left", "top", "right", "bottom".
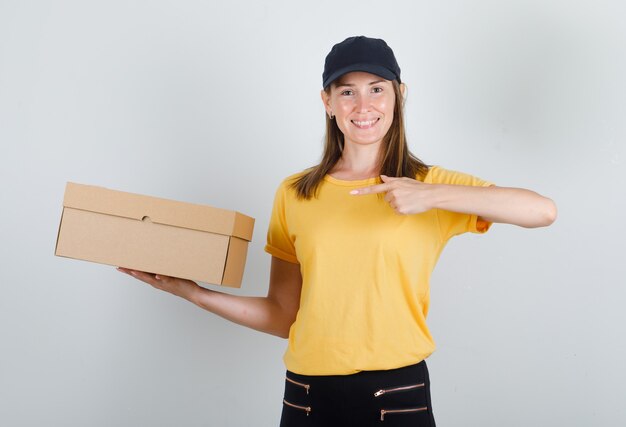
[{"left": 351, "top": 118, "right": 380, "bottom": 129}]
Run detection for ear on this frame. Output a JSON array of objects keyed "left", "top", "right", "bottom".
[
  {"left": 320, "top": 89, "right": 332, "bottom": 116},
  {"left": 399, "top": 83, "right": 407, "bottom": 100}
]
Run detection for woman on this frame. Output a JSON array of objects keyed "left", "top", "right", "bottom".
[{"left": 119, "top": 36, "right": 557, "bottom": 426}]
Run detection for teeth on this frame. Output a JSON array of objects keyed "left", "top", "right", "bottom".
[{"left": 352, "top": 119, "right": 378, "bottom": 127}]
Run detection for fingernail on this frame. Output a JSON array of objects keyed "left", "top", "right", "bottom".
[
  {"left": 350, "top": 190, "right": 358, "bottom": 195},
  {"left": 155, "top": 275, "right": 161, "bottom": 280}
]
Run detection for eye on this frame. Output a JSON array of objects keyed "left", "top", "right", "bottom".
[
  {"left": 340, "top": 89, "right": 353, "bottom": 96},
  {"left": 372, "top": 87, "right": 383, "bottom": 93}
]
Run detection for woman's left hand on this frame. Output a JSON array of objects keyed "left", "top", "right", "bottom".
[{"left": 350, "top": 175, "right": 435, "bottom": 215}]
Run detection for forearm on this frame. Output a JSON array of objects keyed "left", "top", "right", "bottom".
[
  {"left": 430, "top": 184, "right": 557, "bottom": 228},
  {"left": 186, "top": 287, "right": 294, "bottom": 338}
]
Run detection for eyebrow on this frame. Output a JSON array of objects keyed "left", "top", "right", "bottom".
[{"left": 335, "top": 79, "right": 386, "bottom": 88}]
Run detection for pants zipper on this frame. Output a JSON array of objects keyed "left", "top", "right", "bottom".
[
  {"left": 283, "top": 398, "right": 311, "bottom": 416},
  {"left": 380, "top": 406, "right": 428, "bottom": 421},
  {"left": 374, "top": 382, "right": 425, "bottom": 397},
  {"left": 286, "top": 376, "right": 311, "bottom": 394}
]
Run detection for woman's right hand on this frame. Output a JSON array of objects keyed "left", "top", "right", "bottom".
[
  {"left": 117, "top": 267, "right": 201, "bottom": 301},
  {"left": 116, "top": 257, "right": 302, "bottom": 339}
]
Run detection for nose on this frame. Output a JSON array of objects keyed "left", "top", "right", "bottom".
[{"left": 355, "top": 93, "right": 371, "bottom": 113}]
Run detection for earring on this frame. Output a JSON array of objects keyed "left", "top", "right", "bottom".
[{"left": 329, "top": 111, "right": 334, "bottom": 119}]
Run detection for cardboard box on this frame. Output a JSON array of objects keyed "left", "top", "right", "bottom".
[{"left": 55, "top": 182, "right": 254, "bottom": 288}]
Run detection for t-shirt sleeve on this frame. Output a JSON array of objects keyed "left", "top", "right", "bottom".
[
  {"left": 429, "top": 166, "right": 496, "bottom": 242},
  {"left": 264, "top": 180, "right": 299, "bottom": 264}
]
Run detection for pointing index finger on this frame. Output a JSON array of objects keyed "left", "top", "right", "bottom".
[{"left": 350, "top": 182, "right": 392, "bottom": 196}]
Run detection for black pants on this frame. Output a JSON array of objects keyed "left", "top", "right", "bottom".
[{"left": 279, "top": 360, "right": 436, "bottom": 426}]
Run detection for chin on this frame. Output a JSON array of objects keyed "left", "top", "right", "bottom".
[{"left": 346, "top": 137, "right": 385, "bottom": 147}]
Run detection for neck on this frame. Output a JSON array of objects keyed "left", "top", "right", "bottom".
[{"left": 331, "top": 140, "right": 382, "bottom": 179}]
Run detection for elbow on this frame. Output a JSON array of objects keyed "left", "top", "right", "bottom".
[
  {"left": 274, "top": 316, "right": 296, "bottom": 339},
  {"left": 275, "top": 324, "right": 292, "bottom": 339},
  {"left": 265, "top": 323, "right": 290, "bottom": 339},
  {"left": 543, "top": 198, "right": 558, "bottom": 226},
  {"left": 533, "top": 197, "right": 557, "bottom": 228},
  {"left": 519, "top": 196, "right": 557, "bottom": 228},
  {"left": 265, "top": 297, "right": 298, "bottom": 339}
]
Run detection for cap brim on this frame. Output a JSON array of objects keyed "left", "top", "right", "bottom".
[{"left": 323, "top": 63, "right": 397, "bottom": 89}]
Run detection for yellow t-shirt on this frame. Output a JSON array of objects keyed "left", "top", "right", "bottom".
[{"left": 265, "top": 165, "right": 494, "bottom": 375}]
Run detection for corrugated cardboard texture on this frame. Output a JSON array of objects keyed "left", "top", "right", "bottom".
[{"left": 55, "top": 183, "right": 254, "bottom": 288}]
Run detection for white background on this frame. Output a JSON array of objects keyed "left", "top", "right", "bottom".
[{"left": 1, "top": 1, "right": 624, "bottom": 426}]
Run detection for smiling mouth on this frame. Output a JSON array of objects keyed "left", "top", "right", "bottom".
[{"left": 351, "top": 118, "right": 380, "bottom": 129}]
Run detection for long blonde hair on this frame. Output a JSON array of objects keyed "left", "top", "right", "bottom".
[{"left": 290, "top": 80, "right": 430, "bottom": 199}]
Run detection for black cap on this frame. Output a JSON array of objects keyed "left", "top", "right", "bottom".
[{"left": 322, "top": 36, "right": 401, "bottom": 89}]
